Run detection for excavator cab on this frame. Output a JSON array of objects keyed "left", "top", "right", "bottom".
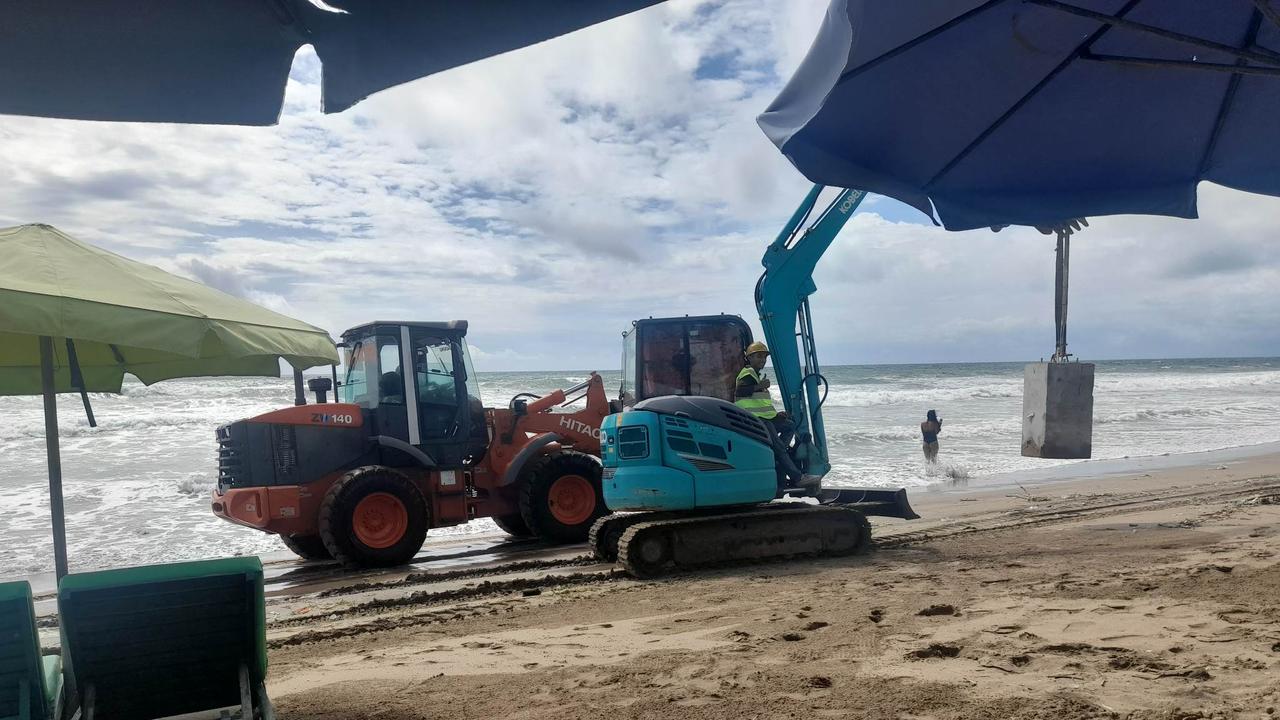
[
  {"left": 619, "top": 314, "right": 752, "bottom": 408},
  {"left": 338, "top": 321, "right": 487, "bottom": 467}
]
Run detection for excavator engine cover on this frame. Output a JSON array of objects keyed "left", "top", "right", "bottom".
[{"left": 601, "top": 398, "right": 777, "bottom": 512}]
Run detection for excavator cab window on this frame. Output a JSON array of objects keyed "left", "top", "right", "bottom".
[
  {"left": 687, "top": 324, "right": 744, "bottom": 399},
  {"left": 641, "top": 323, "right": 687, "bottom": 398},
  {"left": 620, "top": 330, "right": 638, "bottom": 407},
  {"left": 626, "top": 316, "right": 752, "bottom": 405}
]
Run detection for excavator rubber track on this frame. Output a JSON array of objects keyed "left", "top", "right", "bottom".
[
  {"left": 614, "top": 504, "right": 872, "bottom": 578},
  {"left": 589, "top": 513, "right": 632, "bottom": 563},
  {"left": 593, "top": 488, "right": 914, "bottom": 563},
  {"left": 590, "top": 511, "right": 685, "bottom": 562}
]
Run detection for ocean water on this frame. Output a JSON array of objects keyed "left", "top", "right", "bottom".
[{"left": 1, "top": 357, "right": 1277, "bottom": 578}]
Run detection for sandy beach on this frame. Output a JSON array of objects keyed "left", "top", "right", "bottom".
[{"left": 254, "top": 451, "right": 1280, "bottom": 719}]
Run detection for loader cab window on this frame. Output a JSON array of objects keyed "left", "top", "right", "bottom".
[
  {"left": 456, "top": 340, "right": 486, "bottom": 447},
  {"left": 414, "top": 339, "right": 456, "bottom": 406},
  {"left": 411, "top": 332, "right": 469, "bottom": 440},
  {"left": 340, "top": 340, "right": 374, "bottom": 405},
  {"left": 377, "top": 337, "right": 405, "bottom": 405},
  {"left": 339, "top": 334, "right": 405, "bottom": 408},
  {"left": 458, "top": 341, "right": 481, "bottom": 403}
]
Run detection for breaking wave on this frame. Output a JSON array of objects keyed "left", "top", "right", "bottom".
[
  {"left": 1095, "top": 370, "right": 1280, "bottom": 393},
  {"left": 1095, "top": 404, "right": 1270, "bottom": 425},
  {"left": 824, "top": 381, "right": 1021, "bottom": 409}
]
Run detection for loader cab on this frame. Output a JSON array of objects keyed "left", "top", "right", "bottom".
[
  {"left": 339, "top": 320, "right": 487, "bottom": 467},
  {"left": 620, "top": 314, "right": 752, "bottom": 409}
]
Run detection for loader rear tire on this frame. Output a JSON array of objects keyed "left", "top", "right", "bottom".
[
  {"left": 491, "top": 513, "right": 533, "bottom": 538},
  {"left": 280, "top": 533, "right": 331, "bottom": 561},
  {"left": 519, "top": 450, "right": 606, "bottom": 544},
  {"left": 320, "top": 466, "right": 429, "bottom": 569}
]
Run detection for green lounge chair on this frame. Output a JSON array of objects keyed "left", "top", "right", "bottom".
[
  {"left": 58, "top": 557, "right": 273, "bottom": 720},
  {"left": 0, "top": 580, "right": 61, "bottom": 720}
]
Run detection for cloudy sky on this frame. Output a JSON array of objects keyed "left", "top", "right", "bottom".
[{"left": 2, "top": 0, "right": 1277, "bottom": 371}]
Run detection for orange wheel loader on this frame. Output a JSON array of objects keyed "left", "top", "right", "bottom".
[{"left": 211, "top": 320, "right": 610, "bottom": 568}]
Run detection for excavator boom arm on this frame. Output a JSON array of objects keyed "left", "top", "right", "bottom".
[{"left": 755, "top": 184, "right": 866, "bottom": 481}]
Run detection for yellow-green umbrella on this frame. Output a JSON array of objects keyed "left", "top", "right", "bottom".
[{"left": 0, "top": 224, "right": 338, "bottom": 577}]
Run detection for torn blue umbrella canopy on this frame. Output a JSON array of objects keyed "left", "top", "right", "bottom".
[
  {"left": 0, "top": 0, "right": 665, "bottom": 126},
  {"left": 759, "top": 0, "right": 1280, "bottom": 231}
]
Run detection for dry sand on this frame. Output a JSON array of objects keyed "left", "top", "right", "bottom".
[{"left": 267, "top": 454, "right": 1280, "bottom": 719}]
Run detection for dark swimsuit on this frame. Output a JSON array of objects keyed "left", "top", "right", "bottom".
[{"left": 922, "top": 422, "right": 940, "bottom": 444}]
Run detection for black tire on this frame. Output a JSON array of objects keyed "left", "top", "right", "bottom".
[
  {"left": 491, "top": 513, "right": 534, "bottom": 538},
  {"left": 279, "top": 534, "right": 331, "bottom": 561},
  {"left": 319, "top": 466, "right": 429, "bottom": 569},
  {"left": 519, "top": 450, "right": 606, "bottom": 544}
]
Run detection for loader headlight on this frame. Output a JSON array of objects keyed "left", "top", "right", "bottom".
[{"left": 618, "top": 426, "right": 649, "bottom": 460}]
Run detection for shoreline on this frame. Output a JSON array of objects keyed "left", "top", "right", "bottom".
[{"left": 13, "top": 440, "right": 1280, "bottom": 596}]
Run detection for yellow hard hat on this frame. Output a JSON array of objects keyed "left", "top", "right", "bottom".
[{"left": 745, "top": 341, "right": 770, "bottom": 356}]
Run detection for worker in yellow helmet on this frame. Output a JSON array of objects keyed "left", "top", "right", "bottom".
[
  {"left": 736, "top": 342, "right": 777, "bottom": 415},
  {"left": 735, "top": 341, "right": 801, "bottom": 487}
]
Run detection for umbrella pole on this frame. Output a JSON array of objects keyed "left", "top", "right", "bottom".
[
  {"left": 66, "top": 339, "right": 97, "bottom": 427},
  {"left": 1053, "top": 230, "right": 1070, "bottom": 361},
  {"left": 39, "top": 336, "right": 70, "bottom": 580}
]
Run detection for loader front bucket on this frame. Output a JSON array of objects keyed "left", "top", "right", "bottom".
[{"left": 818, "top": 487, "right": 919, "bottom": 520}]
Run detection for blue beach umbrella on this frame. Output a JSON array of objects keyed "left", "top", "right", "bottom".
[
  {"left": 759, "top": 0, "right": 1280, "bottom": 231},
  {"left": 0, "top": 0, "right": 664, "bottom": 126}
]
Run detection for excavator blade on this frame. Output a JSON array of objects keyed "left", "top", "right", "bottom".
[{"left": 817, "top": 487, "right": 919, "bottom": 520}]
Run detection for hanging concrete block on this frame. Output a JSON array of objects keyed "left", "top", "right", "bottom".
[{"left": 1022, "top": 362, "right": 1094, "bottom": 459}]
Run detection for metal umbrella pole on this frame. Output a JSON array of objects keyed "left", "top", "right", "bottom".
[
  {"left": 1053, "top": 228, "right": 1071, "bottom": 362},
  {"left": 39, "top": 335, "right": 70, "bottom": 579}
]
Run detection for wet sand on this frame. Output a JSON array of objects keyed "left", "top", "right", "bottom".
[{"left": 267, "top": 453, "right": 1280, "bottom": 719}]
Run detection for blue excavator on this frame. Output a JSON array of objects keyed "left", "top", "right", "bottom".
[{"left": 592, "top": 185, "right": 919, "bottom": 577}]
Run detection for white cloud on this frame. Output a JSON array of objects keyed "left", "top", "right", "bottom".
[{"left": 1, "top": 0, "right": 1277, "bottom": 370}]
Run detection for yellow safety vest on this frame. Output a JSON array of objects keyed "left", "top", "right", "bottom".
[{"left": 735, "top": 366, "right": 779, "bottom": 420}]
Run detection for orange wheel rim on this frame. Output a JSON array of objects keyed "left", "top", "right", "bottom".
[
  {"left": 547, "top": 474, "right": 596, "bottom": 526},
  {"left": 352, "top": 492, "right": 408, "bottom": 549}
]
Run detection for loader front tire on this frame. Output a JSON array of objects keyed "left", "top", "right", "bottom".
[
  {"left": 519, "top": 450, "right": 606, "bottom": 544},
  {"left": 320, "top": 466, "right": 428, "bottom": 569}
]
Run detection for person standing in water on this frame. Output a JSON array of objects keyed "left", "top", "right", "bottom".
[{"left": 921, "top": 409, "right": 942, "bottom": 463}]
